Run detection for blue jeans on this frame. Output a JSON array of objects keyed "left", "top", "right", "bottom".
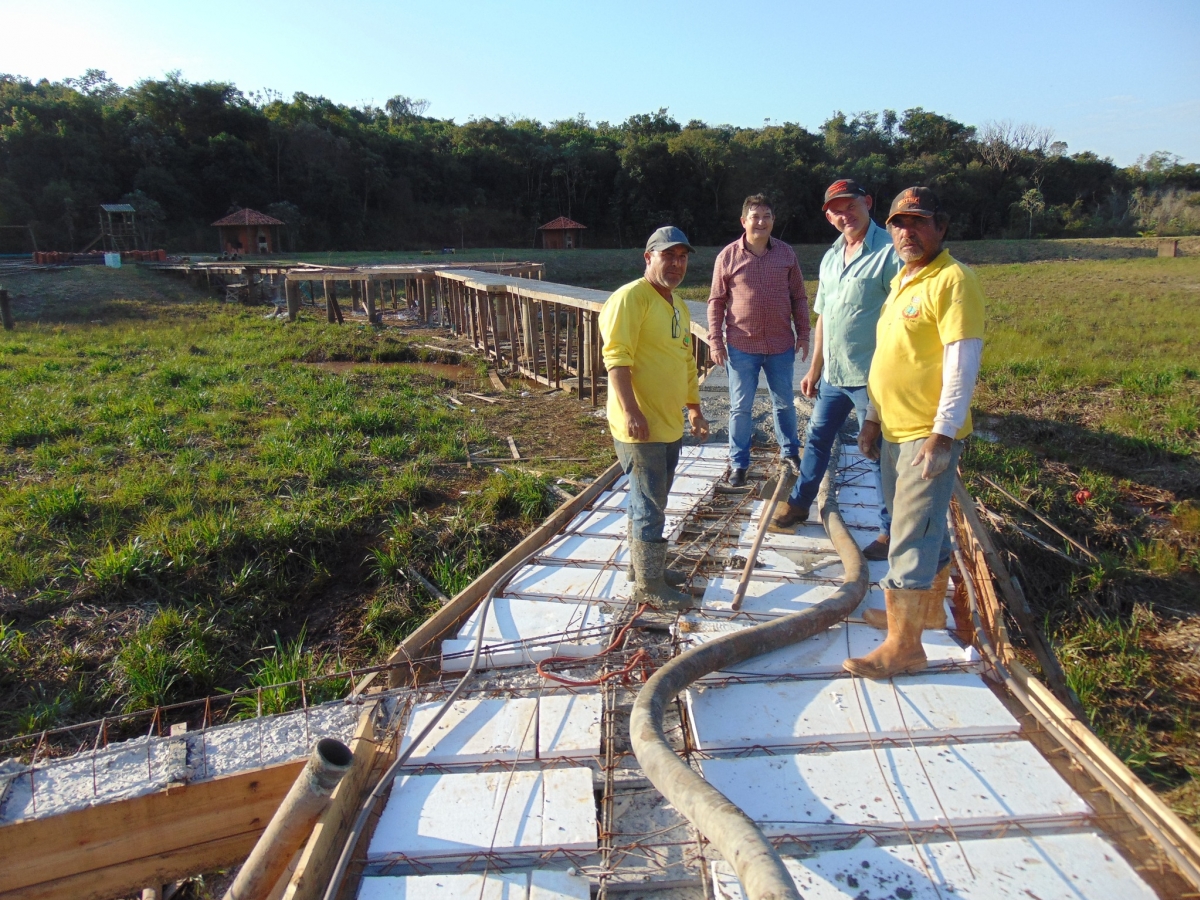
[
  {"left": 880, "top": 437, "right": 961, "bottom": 589},
  {"left": 726, "top": 345, "right": 799, "bottom": 471},
  {"left": 788, "top": 379, "right": 891, "bottom": 537},
  {"left": 613, "top": 438, "right": 681, "bottom": 543}
]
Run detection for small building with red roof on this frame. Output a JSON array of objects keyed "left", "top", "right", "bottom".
[
  {"left": 211, "top": 208, "right": 286, "bottom": 255},
  {"left": 537, "top": 216, "right": 586, "bottom": 250}
]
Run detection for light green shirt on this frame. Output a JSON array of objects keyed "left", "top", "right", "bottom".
[{"left": 813, "top": 220, "right": 900, "bottom": 387}]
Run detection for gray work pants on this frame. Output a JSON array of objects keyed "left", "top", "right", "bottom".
[
  {"left": 879, "top": 437, "right": 962, "bottom": 590},
  {"left": 613, "top": 438, "right": 682, "bottom": 543}
]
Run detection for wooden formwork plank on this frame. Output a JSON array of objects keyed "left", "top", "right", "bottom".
[{"left": 0, "top": 760, "right": 305, "bottom": 900}]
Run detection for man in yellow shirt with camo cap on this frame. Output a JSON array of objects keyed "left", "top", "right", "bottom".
[
  {"left": 845, "top": 187, "right": 985, "bottom": 679},
  {"left": 600, "top": 226, "right": 710, "bottom": 610}
]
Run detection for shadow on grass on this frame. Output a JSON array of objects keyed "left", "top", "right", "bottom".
[{"left": 981, "top": 411, "right": 1200, "bottom": 500}]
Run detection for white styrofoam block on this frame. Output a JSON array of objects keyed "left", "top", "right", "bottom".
[
  {"left": 710, "top": 832, "right": 1157, "bottom": 900},
  {"left": 564, "top": 509, "right": 683, "bottom": 540},
  {"left": 739, "top": 521, "right": 836, "bottom": 552},
  {"left": 539, "top": 693, "right": 603, "bottom": 759},
  {"left": 358, "top": 872, "right": 527, "bottom": 900},
  {"left": 506, "top": 564, "right": 632, "bottom": 601},
  {"left": 699, "top": 741, "right": 1089, "bottom": 838},
  {"left": 610, "top": 474, "right": 716, "bottom": 497},
  {"left": 700, "top": 576, "right": 841, "bottom": 617},
  {"left": 529, "top": 869, "right": 591, "bottom": 900},
  {"left": 594, "top": 491, "right": 698, "bottom": 515},
  {"left": 442, "top": 597, "right": 612, "bottom": 672},
  {"left": 685, "top": 672, "right": 1019, "bottom": 751},
  {"left": 846, "top": 623, "right": 974, "bottom": 664},
  {"left": 679, "top": 444, "right": 728, "bottom": 460},
  {"left": 538, "top": 534, "right": 629, "bottom": 565},
  {"left": 368, "top": 766, "right": 596, "bottom": 861},
  {"left": 735, "top": 547, "right": 841, "bottom": 579},
  {"left": 836, "top": 504, "right": 887, "bottom": 530},
  {"left": 835, "top": 485, "right": 880, "bottom": 506},
  {"left": 399, "top": 698, "right": 537, "bottom": 765},
  {"left": 456, "top": 596, "right": 610, "bottom": 643},
  {"left": 541, "top": 767, "right": 598, "bottom": 850}
]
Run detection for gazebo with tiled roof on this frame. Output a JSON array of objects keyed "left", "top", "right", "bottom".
[
  {"left": 211, "top": 208, "right": 285, "bottom": 255},
  {"left": 537, "top": 215, "right": 586, "bottom": 250}
]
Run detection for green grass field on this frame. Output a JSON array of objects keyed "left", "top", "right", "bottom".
[{"left": 1, "top": 243, "right": 1198, "bottom": 830}]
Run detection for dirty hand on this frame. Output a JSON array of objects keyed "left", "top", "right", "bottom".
[
  {"left": 857, "top": 420, "right": 882, "bottom": 460},
  {"left": 624, "top": 408, "right": 650, "bottom": 441},
  {"left": 912, "top": 434, "right": 953, "bottom": 480},
  {"left": 799, "top": 366, "right": 820, "bottom": 399},
  {"left": 711, "top": 347, "right": 727, "bottom": 368},
  {"left": 687, "top": 407, "right": 710, "bottom": 442}
]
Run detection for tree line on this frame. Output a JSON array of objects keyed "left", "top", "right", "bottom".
[{"left": 1, "top": 69, "right": 1198, "bottom": 254}]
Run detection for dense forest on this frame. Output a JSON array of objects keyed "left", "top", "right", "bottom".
[{"left": 1, "top": 69, "right": 1198, "bottom": 253}]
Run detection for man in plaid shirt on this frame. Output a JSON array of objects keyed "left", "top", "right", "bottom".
[{"left": 707, "top": 194, "right": 809, "bottom": 486}]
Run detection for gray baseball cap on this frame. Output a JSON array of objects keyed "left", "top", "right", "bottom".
[{"left": 645, "top": 225, "right": 694, "bottom": 254}]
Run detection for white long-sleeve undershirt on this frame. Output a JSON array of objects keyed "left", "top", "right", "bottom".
[{"left": 864, "top": 337, "right": 983, "bottom": 439}]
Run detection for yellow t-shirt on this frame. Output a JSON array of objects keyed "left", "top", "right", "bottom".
[
  {"left": 867, "top": 250, "right": 985, "bottom": 443},
  {"left": 599, "top": 278, "right": 701, "bottom": 444}
]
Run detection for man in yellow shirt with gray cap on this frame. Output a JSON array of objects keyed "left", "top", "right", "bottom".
[
  {"left": 845, "top": 187, "right": 985, "bottom": 679},
  {"left": 600, "top": 226, "right": 710, "bottom": 610}
]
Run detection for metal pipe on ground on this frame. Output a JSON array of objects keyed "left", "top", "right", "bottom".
[
  {"left": 630, "top": 446, "right": 868, "bottom": 900},
  {"left": 222, "top": 737, "right": 354, "bottom": 900}
]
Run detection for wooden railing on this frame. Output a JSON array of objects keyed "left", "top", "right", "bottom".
[{"left": 433, "top": 268, "right": 714, "bottom": 405}]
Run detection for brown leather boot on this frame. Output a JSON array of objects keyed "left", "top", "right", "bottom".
[
  {"left": 843, "top": 589, "right": 928, "bottom": 679},
  {"left": 862, "top": 535, "right": 890, "bottom": 561},
  {"left": 771, "top": 501, "right": 809, "bottom": 529},
  {"left": 863, "top": 564, "right": 950, "bottom": 630}
]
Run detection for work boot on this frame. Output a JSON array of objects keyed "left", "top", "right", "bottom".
[
  {"left": 843, "top": 589, "right": 928, "bottom": 679},
  {"left": 771, "top": 501, "right": 809, "bottom": 529},
  {"left": 863, "top": 564, "right": 950, "bottom": 631},
  {"left": 630, "top": 538, "right": 690, "bottom": 611},
  {"left": 728, "top": 468, "right": 747, "bottom": 488},
  {"left": 862, "top": 535, "right": 890, "bottom": 561}
]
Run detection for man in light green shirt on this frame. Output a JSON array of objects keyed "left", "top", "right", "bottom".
[{"left": 772, "top": 179, "right": 898, "bottom": 561}]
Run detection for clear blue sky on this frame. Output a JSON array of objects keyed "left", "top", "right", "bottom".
[{"left": 4, "top": 0, "right": 1197, "bottom": 166}]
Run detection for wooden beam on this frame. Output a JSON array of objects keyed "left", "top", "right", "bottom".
[{"left": 0, "top": 760, "right": 305, "bottom": 900}]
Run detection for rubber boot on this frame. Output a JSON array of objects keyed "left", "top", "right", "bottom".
[
  {"left": 627, "top": 558, "right": 687, "bottom": 587},
  {"left": 843, "top": 589, "right": 928, "bottom": 679},
  {"left": 863, "top": 564, "right": 950, "bottom": 630},
  {"left": 630, "top": 538, "right": 690, "bottom": 611}
]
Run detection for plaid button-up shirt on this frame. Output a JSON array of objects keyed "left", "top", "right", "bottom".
[{"left": 707, "top": 236, "right": 809, "bottom": 356}]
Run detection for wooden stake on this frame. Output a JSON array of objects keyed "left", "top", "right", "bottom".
[
  {"left": 489, "top": 369, "right": 507, "bottom": 392},
  {"left": 507, "top": 436, "right": 521, "bottom": 460}
]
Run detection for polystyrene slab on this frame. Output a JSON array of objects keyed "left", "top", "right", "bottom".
[
  {"left": 594, "top": 491, "right": 700, "bottom": 515},
  {"left": 700, "top": 576, "right": 891, "bottom": 620},
  {"left": 456, "top": 596, "right": 610, "bottom": 643},
  {"left": 610, "top": 474, "right": 717, "bottom": 497},
  {"left": 678, "top": 621, "right": 979, "bottom": 679},
  {"left": 836, "top": 485, "right": 880, "bottom": 506},
  {"left": 564, "top": 509, "right": 683, "bottom": 540},
  {"left": 698, "top": 741, "right": 1089, "bottom": 839},
  {"left": 741, "top": 523, "right": 834, "bottom": 552},
  {"left": 538, "top": 534, "right": 629, "bottom": 564},
  {"left": 442, "top": 597, "right": 612, "bottom": 671},
  {"left": 673, "top": 457, "right": 730, "bottom": 477},
  {"left": 358, "top": 872, "right": 527, "bottom": 900},
  {"left": 529, "top": 869, "right": 591, "bottom": 900},
  {"left": 539, "top": 693, "right": 603, "bottom": 759},
  {"left": 685, "top": 672, "right": 1019, "bottom": 751},
  {"left": 710, "top": 832, "right": 1157, "bottom": 900},
  {"left": 400, "top": 698, "right": 537, "bottom": 764},
  {"left": 700, "top": 576, "right": 842, "bottom": 617},
  {"left": 680, "top": 444, "right": 728, "bottom": 460},
  {"left": 506, "top": 564, "right": 632, "bottom": 601},
  {"left": 368, "top": 767, "right": 597, "bottom": 860}
]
